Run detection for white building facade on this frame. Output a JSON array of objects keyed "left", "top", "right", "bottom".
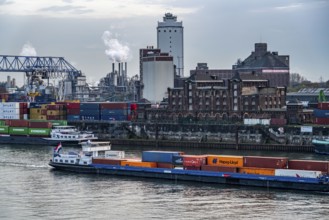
[
  {"left": 142, "top": 54, "right": 174, "bottom": 103},
  {"left": 157, "top": 13, "right": 184, "bottom": 76}
]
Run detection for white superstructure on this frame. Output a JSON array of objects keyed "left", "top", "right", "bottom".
[{"left": 157, "top": 13, "right": 184, "bottom": 76}]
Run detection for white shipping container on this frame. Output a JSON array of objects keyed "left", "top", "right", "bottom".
[
  {"left": 260, "top": 119, "right": 271, "bottom": 125},
  {"left": 244, "top": 118, "right": 260, "bottom": 125},
  {"left": 1, "top": 108, "right": 21, "bottom": 114},
  {"left": 275, "top": 169, "right": 322, "bottom": 178},
  {"left": 105, "top": 150, "right": 125, "bottom": 159},
  {"left": 1, "top": 102, "right": 20, "bottom": 108},
  {"left": 0, "top": 115, "right": 21, "bottom": 119}
]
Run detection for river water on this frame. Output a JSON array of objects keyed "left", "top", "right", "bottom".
[{"left": 0, "top": 144, "right": 328, "bottom": 220}]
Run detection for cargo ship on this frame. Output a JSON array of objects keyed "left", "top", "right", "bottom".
[
  {"left": 312, "top": 139, "right": 329, "bottom": 155},
  {"left": 0, "top": 120, "right": 97, "bottom": 146},
  {"left": 49, "top": 142, "right": 329, "bottom": 192}
]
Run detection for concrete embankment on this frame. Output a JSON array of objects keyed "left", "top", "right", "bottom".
[{"left": 108, "top": 139, "right": 314, "bottom": 153}]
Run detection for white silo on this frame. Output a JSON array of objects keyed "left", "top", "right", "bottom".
[{"left": 157, "top": 12, "right": 184, "bottom": 76}]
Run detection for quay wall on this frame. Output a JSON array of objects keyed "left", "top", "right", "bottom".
[{"left": 109, "top": 139, "right": 314, "bottom": 153}]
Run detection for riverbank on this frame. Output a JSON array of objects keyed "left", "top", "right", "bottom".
[{"left": 108, "top": 139, "right": 314, "bottom": 153}]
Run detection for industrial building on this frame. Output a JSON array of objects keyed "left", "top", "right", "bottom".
[
  {"left": 235, "top": 43, "right": 290, "bottom": 87},
  {"left": 141, "top": 49, "right": 174, "bottom": 103},
  {"left": 157, "top": 13, "right": 184, "bottom": 76},
  {"left": 166, "top": 70, "right": 286, "bottom": 120}
]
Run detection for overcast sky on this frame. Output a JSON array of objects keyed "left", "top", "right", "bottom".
[{"left": 0, "top": 0, "right": 328, "bottom": 86}]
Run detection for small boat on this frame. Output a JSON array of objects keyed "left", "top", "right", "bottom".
[
  {"left": 49, "top": 144, "right": 329, "bottom": 192},
  {"left": 312, "top": 139, "right": 329, "bottom": 155},
  {"left": 43, "top": 125, "right": 98, "bottom": 146}
]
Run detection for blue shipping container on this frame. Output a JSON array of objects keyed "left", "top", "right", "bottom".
[
  {"left": 142, "top": 151, "right": 182, "bottom": 163},
  {"left": 80, "top": 115, "right": 100, "bottom": 120},
  {"left": 67, "top": 115, "right": 80, "bottom": 121},
  {"left": 101, "top": 109, "right": 127, "bottom": 116},
  {"left": 172, "top": 155, "right": 183, "bottom": 165},
  {"left": 80, "top": 109, "right": 100, "bottom": 116},
  {"left": 80, "top": 102, "right": 100, "bottom": 110},
  {"left": 100, "top": 115, "right": 127, "bottom": 121},
  {"left": 313, "top": 109, "right": 329, "bottom": 118}
]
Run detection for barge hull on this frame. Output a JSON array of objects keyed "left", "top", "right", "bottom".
[
  {"left": 49, "top": 162, "right": 329, "bottom": 192},
  {"left": 0, "top": 135, "right": 83, "bottom": 146}
]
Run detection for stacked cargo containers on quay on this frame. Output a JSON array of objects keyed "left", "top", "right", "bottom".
[{"left": 313, "top": 102, "right": 329, "bottom": 124}]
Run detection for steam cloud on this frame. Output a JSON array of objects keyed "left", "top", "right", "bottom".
[
  {"left": 20, "top": 42, "right": 37, "bottom": 56},
  {"left": 102, "top": 31, "right": 130, "bottom": 63}
]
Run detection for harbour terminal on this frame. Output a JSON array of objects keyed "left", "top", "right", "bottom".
[{"left": 0, "top": 13, "right": 328, "bottom": 153}]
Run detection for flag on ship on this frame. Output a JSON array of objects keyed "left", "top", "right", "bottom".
[{"left": 54, "top": 142, "right": 62, "bottom": 154}]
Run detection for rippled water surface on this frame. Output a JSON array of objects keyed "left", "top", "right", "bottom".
[{"left": 0, "top": 144, "right": 328, "bottom": 220}]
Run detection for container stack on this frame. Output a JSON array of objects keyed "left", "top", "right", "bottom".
[
  {"left": 80, "top": 103, "right": 100, "bottom": 120},
  {"left": 65, "top": 102, "right": 81, "bottom": 121},
  {"left": 0, "top": 102, "right": 28, "bottom": 120},
  {"left": 100, "top": 102, "right": 130, "bottom": 121},
  {"left": 314, "top": 102, "right": 329, "bottom": 125},
  {"left": 89, "top": 150, "right": 329, "bottom": 179},
  {"left": 0, "top": 93, "right": 9, "bottom": 102},
  {"left": 1, "top": 119, "right": 53, "bottom": 137},
  {"left": 46, "top": 104, "right": 66, "bottom": 120},
  {"left": 29, "top": 103, "right": 48, "bottom": 120},
  {"left": 28, "top": 121, "right": 52, "bottom": 136}
]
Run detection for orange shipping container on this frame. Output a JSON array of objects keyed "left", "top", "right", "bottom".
[
  {"left": 238, "top": 167, "right": 275, "bottom": 176},
  {"left": 207, "top": 155, "right": 244, "bottom": 167},
  {"left": 92, "top": 158, "right": 126, "bottom": 165},
  {"left": 201, "top": 165, "right": 238, "bottom": 173},
  {"left": 121, "top": 160, "right": 157, "bottom": 168}
]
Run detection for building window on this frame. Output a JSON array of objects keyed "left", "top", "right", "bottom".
[
  {"left": 164, "top": 30, "right": 166, "bottom": 32},
  {"left": 175, "top": 30, "right": 177, "bottom": 32},
  {"left": 169, "top": 30, "right": 171, "bottom": 32}
]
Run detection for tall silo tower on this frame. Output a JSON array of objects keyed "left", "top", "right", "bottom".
[{"left": 157, "top": 13, "right": 184, "bottom": 76}]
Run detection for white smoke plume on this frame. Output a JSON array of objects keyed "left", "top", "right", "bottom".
[
  {"left": 102, "top": 31, "right": 130, "bottom": 63},
  {"left": 20, "top": 42, "right": 37, "bottom": 56}
]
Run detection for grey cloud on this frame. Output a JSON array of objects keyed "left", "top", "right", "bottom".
[{"left": 39, "top": 5, "right": 93, "bottom": 14}]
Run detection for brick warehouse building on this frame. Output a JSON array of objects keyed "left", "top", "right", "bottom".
[
  {"left": 235, "top": 43, "right": 290, "bottom": 87},
  {"left": 139, "top": 71, "right": 286, "bottom": 122}
]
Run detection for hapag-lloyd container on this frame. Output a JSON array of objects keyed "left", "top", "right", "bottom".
[
  {"left": 243, "top": 156, "right": 288, "bottom": 169},
  {"left": 121, "top": 160, "right": 157, "bottom": 168},
  {"left": 207, "top": 155, "right": 244, "bottom": 167},
  {"left": 239, "top": 167, "right": 275, "bottom": 176}
]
